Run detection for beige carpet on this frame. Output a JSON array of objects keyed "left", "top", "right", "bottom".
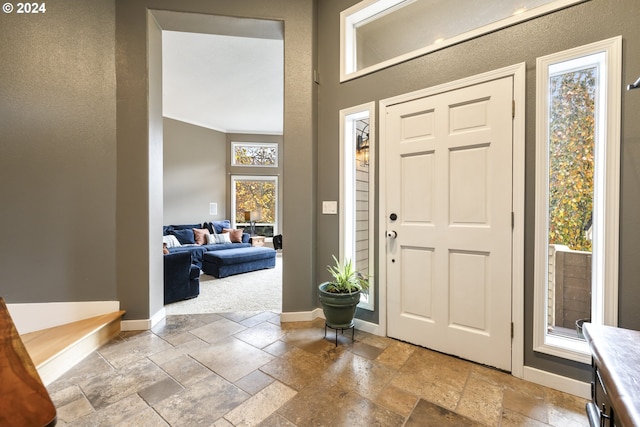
[{"left": 164, "top": 253, "right": 282, "bottom": 314}]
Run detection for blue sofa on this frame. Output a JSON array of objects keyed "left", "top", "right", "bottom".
[
  {"left": 163, "top": 220, "right": 277, "bottom": 280},
  {"left": 163, "top": 221, "right": 251, "bottom": 269},
  {"left": 164, "top": 252, "right": 200, "bottom": 304}
]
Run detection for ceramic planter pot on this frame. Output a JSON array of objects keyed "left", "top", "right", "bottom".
[{"left": 318, "top": 282, "right": 361, "bottom": 329}]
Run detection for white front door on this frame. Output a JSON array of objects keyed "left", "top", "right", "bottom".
[{"left": 385, "top": 77, "right": 514, "bottom": 371}]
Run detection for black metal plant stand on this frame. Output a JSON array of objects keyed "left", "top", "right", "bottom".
[{"left": 324, "top": 320, "right": 355, "bottom": 346}]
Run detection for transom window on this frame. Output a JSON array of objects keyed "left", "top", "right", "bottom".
[
  {"left": 231, "top": 142, "right": 278, "bottom": 167},
  {"left": 341, "top": 0, "right": 588, "bottom": 81}
]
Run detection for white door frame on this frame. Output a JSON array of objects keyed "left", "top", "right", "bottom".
[{"left": 378, "top": 63, "right": 526, "bottom": 378}]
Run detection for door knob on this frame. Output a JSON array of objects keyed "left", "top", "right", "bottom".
[{"left": 387, "top": 230, "right": 397, "bottom": 239}]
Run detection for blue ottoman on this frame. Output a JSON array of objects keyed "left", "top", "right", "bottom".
[{"left": 202, "top": 247, "right": 276, "bottom": 278}]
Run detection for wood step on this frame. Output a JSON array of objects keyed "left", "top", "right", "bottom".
[
  {"left": 0, "top": 298, "right": 57, "bottom": 427},
  {"left": 21, "top": 310, "right": 126, "bottom": 385}
]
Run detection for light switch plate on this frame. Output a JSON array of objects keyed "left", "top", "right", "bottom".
[{"left": 322, "top": 201, "right": 338, "bottom": 214}]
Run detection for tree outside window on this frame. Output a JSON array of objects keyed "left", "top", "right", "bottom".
[
  {"left": 232, "top": 176, "right": 277, "bottom": 237},
  {"left": 232, "top": 142, "right": 278, "bottom": 167},
  {"left": 548, "top": 68, "right": 596, "bottom": 252}
]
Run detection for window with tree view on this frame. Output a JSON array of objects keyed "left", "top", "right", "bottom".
[
  {"left": 232, "top": 176, "right": 277, "bottom": 237},
  {"left": 535, "top": 37, "right": 621, "bottom": 363},
  {"left": 232, "top": 142, "right": 278, "bottom": 167},
  {"left": 547, "top": 64, "right": 596, "bottom": 338}
]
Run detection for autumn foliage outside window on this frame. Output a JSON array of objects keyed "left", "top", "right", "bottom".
[
  {"left": 548, "top": 67, "right": 596, "bottom": 252},
  {"left": 232, "top": 143, "right": 277, "bottom": 167},
  {"left": 234, "top": 179, "right": 276, "bottom": 223}
]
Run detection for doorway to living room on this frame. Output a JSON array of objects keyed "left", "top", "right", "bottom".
[{"left": 152, "top": 10, "right": 284, "bottom": 315}]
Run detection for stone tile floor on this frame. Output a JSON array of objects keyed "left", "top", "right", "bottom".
[{"left": 47, "top": 312, "right": 589, "bottom": 426}]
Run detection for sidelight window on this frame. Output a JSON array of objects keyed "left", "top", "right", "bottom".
[{"left": 533, "top": 37, "right": 621, "bottom": 363}]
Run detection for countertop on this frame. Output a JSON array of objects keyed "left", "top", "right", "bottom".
[{"left": 583, "top": 323, "right": 640, "bottom": 427}]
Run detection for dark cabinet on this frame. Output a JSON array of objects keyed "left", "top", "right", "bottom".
[
  {"left": 586, "top": 363, "right": 616, "bottom": 426},
  {"left": 584, "top": 324, "right": 640, "bottom": 427}
]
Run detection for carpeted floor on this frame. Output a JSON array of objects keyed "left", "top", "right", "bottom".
[{"left": 164, "top": 253, "right": 282, "bottom": 315}]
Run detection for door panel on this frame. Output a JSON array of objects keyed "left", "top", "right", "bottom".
[
  {"left": 386, "top": 77, "right": 513, "bottom": 371},
  {"left": 402, "top": 154, "right": 434, "bottom": 222},
  {"left": 450, "top": 146, "right": 488, "bottom": 224}
]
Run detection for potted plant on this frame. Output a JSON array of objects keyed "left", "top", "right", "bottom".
[{"left": 318, "top": 255, "right": 369, "bottom": 329}]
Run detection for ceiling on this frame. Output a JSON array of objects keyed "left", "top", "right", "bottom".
[{"left": 160, "top": 16, "right": 284, "bottom": 135}]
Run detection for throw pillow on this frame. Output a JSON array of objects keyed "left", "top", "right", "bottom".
[
  {"left": 212, "top": 220, "right": 231, "bottom": 234},
  {"left": 192, "top": 228, "right": 209, "bottom": 245},
  {"left": 223, "top": 228, "right": 244, "bottom": 243},
  {"left": 163, "top": 243, "right": 169, "bottom": 254},
  {"left": 162, "top": 234, "right": 181, "bottom": 248},
  {"left": 171, "top": 229, "right": 195, "bottom": 245},
  {"left": 207, "top": 232, "right": 232, "bottom": 244}
]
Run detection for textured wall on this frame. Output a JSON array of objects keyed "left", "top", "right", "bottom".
[
  {"left": 0, "top": 1, "right": 117, "bottom": 303},
  {"left": 317, "top": 0, "right": 640, "bottom": 380}
]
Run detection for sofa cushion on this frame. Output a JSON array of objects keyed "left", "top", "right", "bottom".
[
  {"left": 171, "top": 223, "right": 201, "bottom": 231},
  {"left": 207, "top": 233, "right": 231, "bottom": 244},
  {"left": 203, "top": 247, "right": 276, "bottom": 266},
  {"left": 163, "top": 235, "right": 181, "bottom": 248},
  {"left": 223, "top": 228, "right": 244, "bottom": 243},
  {"left": 212, "top": 220, "right": 231, "bottom": 234},
  {"left": 203, "top": 222, "right": 215, "bottom": 234},
  {"left": 193, "top": 228, "right": 209, "bottom": 245},
  {"left": 201, "top": 242, "right": 251, "bottom": 252},
  {"left": 171, "top": 229, "right": 195, "bottom": 245}
]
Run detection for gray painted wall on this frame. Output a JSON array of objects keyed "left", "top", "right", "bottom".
[
  {"left": 0, "top": 0, "right": 117, "bottom": 303},
  {"left": 163, "top": 118, "right": 227, "bottom": 225},
  {"left": 316, "top": 0, "right": 640, "bottom": 381}
]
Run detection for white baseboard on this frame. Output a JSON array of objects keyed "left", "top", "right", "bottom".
[
  {"left": 280, "top": 309, "right": 384, "bottom": 337},
  {"left": 7, "top": 301, "right": 121, "bottom": 334},
  {"left": 121, "top": 307, "right": 166, "bottom": 331},
  {"left": 280, "top": 308, "right": 324, "bottom": 323},
  {"left": 354, "top": 318, "right": 384, "bottom": 336},
  {"left": 523, "top": 366, "right": 590, "bottom": 399}
]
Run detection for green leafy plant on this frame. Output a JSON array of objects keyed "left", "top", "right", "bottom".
[{"left": 324, "top": 255, "right": 369, "bottom": 294}]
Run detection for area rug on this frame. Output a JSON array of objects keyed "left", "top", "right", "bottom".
[{"left": 164, "top": 253, "right": 282, "bottom": 314}]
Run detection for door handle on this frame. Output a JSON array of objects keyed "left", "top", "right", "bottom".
[{"left": 387, "top": 230, "right": 397, "bottom": 239}]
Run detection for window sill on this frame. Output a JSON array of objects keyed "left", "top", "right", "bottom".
[{"left": 534, "top": 333, "right": 591, "bottom": 364}]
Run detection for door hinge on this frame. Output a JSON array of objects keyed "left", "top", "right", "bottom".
[
  {"left": 511, "top": 322, "right": 514, "bottom": 338},
  {"left": 511, "top": 212, "right": 514, "bottom": 229},
  {"left": 512, "top": 100, "right": 515, "bottom": 118}
]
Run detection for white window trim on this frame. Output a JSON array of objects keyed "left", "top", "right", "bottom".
[
  {"left": 533, "top": 36, "right": 621, "bottom": 364},
  {"left": 230, "top": 175, "right": 279, "bottom": 236},
  {"left": 340, "top": 0, "right": 587, "bottom": 82},
  {"left": 339, "top": 102, "right": 376, "bottom": 311},
  {"left": 231, "top": 142, "right": 279, "bottom": 168}
]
